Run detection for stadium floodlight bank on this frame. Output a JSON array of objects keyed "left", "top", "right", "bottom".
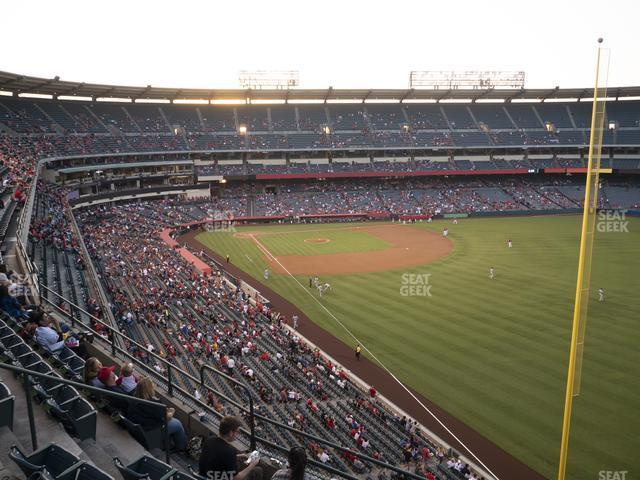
[
  {"left": 238, "top": 70, "right": 300, "bottom": 90},
  {"left": 409, "top": 70, "right": 526, "bottom": 89}
]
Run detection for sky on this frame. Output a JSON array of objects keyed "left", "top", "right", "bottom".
[{"left": 2, "top": 0, "right": 639, "bottom": 91}]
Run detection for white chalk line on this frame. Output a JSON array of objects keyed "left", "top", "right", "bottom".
[{"left": 248, "top": 233, "right": 501, "bottom": 480}]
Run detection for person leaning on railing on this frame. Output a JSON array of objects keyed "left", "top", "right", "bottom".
[{"left": 128, "top": 377, "right": 187, "bottom": 452}]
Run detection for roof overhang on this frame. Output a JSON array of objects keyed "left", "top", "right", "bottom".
[{"left": 1, "top": 70, "right": 640, "bottom": 103}]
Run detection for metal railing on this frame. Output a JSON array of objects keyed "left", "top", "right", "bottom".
[
  {"left": 199, "top": 365, "right": 255, "bottom": 451},
  {"left": 0, "top": 362, "right": 171, "bottom": 463},
  {"left": 36, "top": 282, "right": 429, "bottom": 480}
]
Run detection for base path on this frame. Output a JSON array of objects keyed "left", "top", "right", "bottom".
[
  {"left": 180, "top": 228, "right": 545, "bottom": 480},
  {"left": 258, "top": 224, "right": 453, "bottom": 275}
]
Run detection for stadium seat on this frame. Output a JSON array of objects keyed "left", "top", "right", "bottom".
[
  {"left": 114, "top": 455, "right": 176, "bottom": 480},
  {"left": 9, "top": 444, "right": 83, "bottom": 478}
]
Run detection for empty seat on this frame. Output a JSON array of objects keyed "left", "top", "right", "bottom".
[
  {"left": 0, "top": 382, "right": 14, "bottom": 430},
  {"left": 49, "top": 396, "right": 97, "bottom": 441},
  {"left": 2, "top": 334, "right": 24, "bottom": 350},
  {"left": 17, "top": 351, "right": 43, "bottom": 369},
  {"left": 9, "top": 444, "right": 82, "bottom": 478},
  {"left": 57, "top": 462, "right": 115, "bottom": 480},
  {"left": 0, "top": 325, "right": 14, "bottom": 338},
  {"left": 9, "top": 341, "right": 32, "bottom": 359},
  {"left": 63, "top": 355, "right": 85, "bottom": 378},
  {"left": 51, "top": 346, "right": 76, "bottom": 365},
  {"left": 114, "top": 455, "right": 176, "bottom": 480},
  {"left": 37, "top": 369, "right": 64, "bottom": 394},
  {"left": 171, "top": 471, "right": 198, "bottom": 480},
  {"left": 120, "top": 417, "right": 164, "bottom": 450},
  {"left": 51, "top": 385, "right": 80, "bottom": 406}
]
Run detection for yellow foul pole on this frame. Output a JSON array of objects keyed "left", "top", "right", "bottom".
[{"left": 557, "top": 41, "right": 609, "bottom": 480}]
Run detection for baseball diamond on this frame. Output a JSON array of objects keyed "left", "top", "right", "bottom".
[{"left": 185, "top": 216, "right": 640, "bottom": 480}]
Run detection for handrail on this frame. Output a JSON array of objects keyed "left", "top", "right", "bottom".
[
  {"left": 67, "top": 205, "right": 121, "bottom": 349},
  {"left": 17, "top": 167, "right": 38, "bottom": 246},
  {"left": 36, "top": 282, "right": 428, "bottom": 480},
  {"left": 0, "top": 361, "right": 171, "bottom": 464},
  {"left": 199, "top": 365, "right": 255, "bottom": 451}
]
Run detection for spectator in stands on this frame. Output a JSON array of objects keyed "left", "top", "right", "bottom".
[
  {"left": 26, "top": 313, "right": 89, "bottom": 358},
  {"left": 0, "top": 274, "right": 32, "bottom": 319},
  {"left": 116, "top": 362, "right": 139, "bottom": 393},
  {"left": 83, "top": 357, "right": 104, "bottom": 387},
  {"left": 199, "top": 416, "right": 261, "bottom": 480},
  {"left": 270, "top": 446, "right": 309, "bottom": 480},
  {"left": 128, "top": 377, "right": 187, "bottom": 452},
  {"left": 317, "top": 449, "right": 331, "bottom": 464}
]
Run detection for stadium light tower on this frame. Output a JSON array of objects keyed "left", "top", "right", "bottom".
[
  {"left": 238, "top": 70, "right": 300, "bottom": 90},
  {"left": 409, "top": 70, "right": 525, "bottom": 89}
]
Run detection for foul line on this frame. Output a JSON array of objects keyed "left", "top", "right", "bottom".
[{"left": 249, "top": 233, "right": 501, "bottom": 480}]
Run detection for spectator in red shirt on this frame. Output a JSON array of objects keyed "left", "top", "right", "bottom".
[{"left": 369, "top": 385, "right": 377, "bottom": 398}]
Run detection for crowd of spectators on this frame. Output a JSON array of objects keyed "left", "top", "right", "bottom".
[
  {"left": 1, "top": 98, "right": 639, "bottom": 479},
  {"left": 43, "top": 195, "right": 462, "bottom": 475}
]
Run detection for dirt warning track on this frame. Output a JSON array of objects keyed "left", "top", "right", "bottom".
[{"left": 180, "top": 225, "right": 546, "bottom": 480}]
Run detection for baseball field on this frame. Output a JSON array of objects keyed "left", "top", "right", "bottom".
[{"left": 188, "top": 215, "right": 639, "bottom": 480}]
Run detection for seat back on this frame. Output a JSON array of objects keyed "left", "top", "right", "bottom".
[
  {"left": 65, "top": 356, "right": 85, "bottom": 377},
  {"left": 9, "top": 446, "right": 44, "bottom": 478},
  {"left": 169, "top": 472, "right": 198, "bottom": 480},
  {"left": 9, "top": 341, "right": 31, "bottom": 358},
  {"left": 58, "top": 462, "right": 115, "bottom": 480},
  {"left": 3, "top": 334, "right": 24, "bottom": 349},
  {"left": 187, "top": 465, "right": 208, "bottom": 480},
  {"left": 0, "top": 325, "right": 15, "bottom": 338},
  {"left": 121, "top": 417, "right": 149, "bottom": 448},
  {"left": 26, "top": 444, "right": 82, "bottom": 477},
  {"left": 53, "top": 346, "right": 75, "bottom": 363},
  {"left": 18, "top": 352, "right": 43, "bottom": 369},
  {"left": 122, "top": 455, "right": 176, "bottom": 480},
  {"left": 0, "top": 382, "right": 15, "bottom": 430},
  {"left": 53, "top": 385, "right": 80, "bottom": 406},
  {"left": 39, "top": 370, "right": 65, "bottom": 396},
  {"left": 68, "top": 397, "right": 97, "bottom": 441},
  {"left": 114, "top": 457, "right": 151, "bottom": 480}
]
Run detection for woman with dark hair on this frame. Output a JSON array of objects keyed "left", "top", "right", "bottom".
[{"left": 271, "top": 446, "right": 309, "bottom": 480}]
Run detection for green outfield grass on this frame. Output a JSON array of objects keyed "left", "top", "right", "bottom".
[{"left": 195, "top": 216, "right": 640, "bottom": 480}]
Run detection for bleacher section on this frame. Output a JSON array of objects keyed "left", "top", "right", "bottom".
[{"left": 1, "top": 98, "right": 640, "bottom": 157}]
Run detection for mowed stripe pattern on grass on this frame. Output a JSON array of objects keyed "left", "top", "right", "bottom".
[
  {"left": 195, "top": 217, "right": 640, "bottom": 480},
  {"left": 256, "top": 228, "right": 390, "bottom": 256}
]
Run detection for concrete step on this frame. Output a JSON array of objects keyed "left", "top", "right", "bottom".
[
  {"left": 78, "top": 439, "right": 129, "bottom": 479},
  {"left": 0, "top": 371, "right": 85, "bottom": 458},
  {"left": 0, "top": 426, "right": 27, "bottom": 479}
]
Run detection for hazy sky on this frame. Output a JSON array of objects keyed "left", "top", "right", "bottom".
[{"left": 2, "top": 0, "right": 639, "bottom": 91}]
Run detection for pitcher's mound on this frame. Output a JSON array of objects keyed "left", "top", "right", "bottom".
[
  {"left": 268, "top": 225, "right": 452, "bottom": 275},
  {"left": 304, "top": 238, "right": 331, "bottom": 244}
]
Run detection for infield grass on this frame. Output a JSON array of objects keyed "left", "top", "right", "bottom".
[
  {"left": 195, "top": 216, "right": 640, "bottom": 480},
  {"left": 252, "top": 227, "right": 390, "bottom": 256}
]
